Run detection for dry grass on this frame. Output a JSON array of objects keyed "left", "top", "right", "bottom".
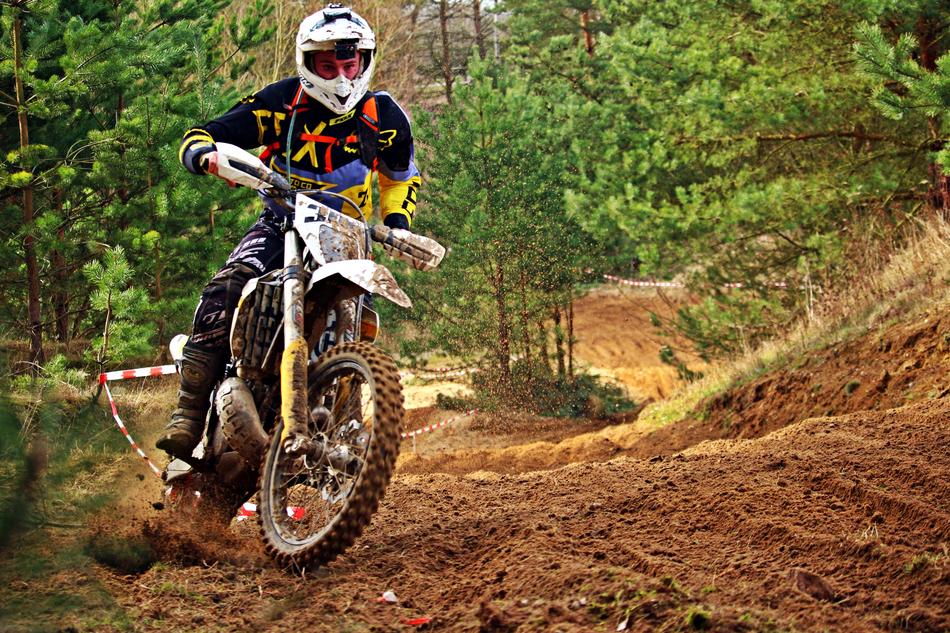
[{"left": 639, "top": 216, "right": 950, "bottom": 428}]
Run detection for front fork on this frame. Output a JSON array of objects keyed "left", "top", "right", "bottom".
[{"left": 279, "top": 230, "right": 309, "bottom": 447}]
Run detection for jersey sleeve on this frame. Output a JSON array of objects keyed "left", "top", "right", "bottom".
[
  {"left": 374, "top": 93, "right": 421, "bottom": 227},
  {"left": 179, "top": 80, "right": 293, "bottom": 175}
]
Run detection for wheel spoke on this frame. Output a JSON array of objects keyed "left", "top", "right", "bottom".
[{"left": 258, "top": 342, "right": 403, "bottom": 567}]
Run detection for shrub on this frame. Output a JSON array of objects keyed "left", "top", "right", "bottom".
[{"left": 461, "top": 359, "right": 636, "bottom": 418}]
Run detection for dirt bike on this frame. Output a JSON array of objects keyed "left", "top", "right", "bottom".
[{"left": 162, "top": 143, "right": 444, "bottom": 570}]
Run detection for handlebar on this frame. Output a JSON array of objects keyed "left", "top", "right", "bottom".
[{"left": 210, "top": 142, "right": 445, "bottom": 270}]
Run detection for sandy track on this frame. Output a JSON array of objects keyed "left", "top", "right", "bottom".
[
  {"left": 97, "top": 397, "right": 949, "bottom": 632},
  {"left": 7, "top": 287, "right": 943, "bottom": 632}
]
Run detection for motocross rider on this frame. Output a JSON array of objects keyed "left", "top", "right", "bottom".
[{"left": 156, "top": 4, "right": 420, "bottom": 459}]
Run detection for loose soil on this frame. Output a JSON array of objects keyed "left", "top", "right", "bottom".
[{"left": 2, "top": 286, "right": 948, "bottom": 632}]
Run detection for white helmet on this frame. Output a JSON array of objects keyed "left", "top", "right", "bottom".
[{"left": 296, "top": 4, "right": 376, "bottom": 114}]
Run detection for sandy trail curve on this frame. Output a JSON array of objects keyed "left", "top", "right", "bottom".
[
  {"left": 101, "top": 397, "right": 949, "bottom": 632},
  {"left": 11, "top": 286, "right": 945, "bottom": 632}
]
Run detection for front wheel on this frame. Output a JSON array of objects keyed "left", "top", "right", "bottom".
[{"left": 258, "top": 341, "right": 403, "bottom": 569}]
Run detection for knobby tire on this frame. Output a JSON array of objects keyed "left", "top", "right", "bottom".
[{"left": 257, "top": 341, "right": 403, "bottom": 570}]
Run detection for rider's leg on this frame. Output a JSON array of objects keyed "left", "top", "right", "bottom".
[
  {"left": 156, "top": 220, "right": 284, "bottom": 459},
  {"left": 155, "top": 339, "right": 226, "bottom": 458}
]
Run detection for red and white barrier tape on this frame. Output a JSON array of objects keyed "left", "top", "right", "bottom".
[
  {"left": 400, "top": 367, "right": 472, "bottom": 381},
  {"left": 100, "top": 359, "right": 476, "bottom": 473},
  {"left": 408, "top": 365, "right": 473, "bottom": 376},
  {"left": 603, "top": 273, "right": 789, "bottom": 290},
  {"left": 98, "top": 363, "right": 177, "bottom": 479},
  {"left": 603, "top": 274, "right": 685, "bottom": 288},
  {"left": 98, "top": 364, "right": 177, "bottom": 384},
  {"left": 401, "top": 409, "right": 477, "bottom": 439},
  {"left": 235, "top": 502, "right": 305, "bottom": 522},
  {"left": 102, "top": 381, "right": 164, "bottom": 479}
]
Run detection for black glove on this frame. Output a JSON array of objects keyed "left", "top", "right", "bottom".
[{"left": 383, "top": 213, "right": 410, "bottom": 231}]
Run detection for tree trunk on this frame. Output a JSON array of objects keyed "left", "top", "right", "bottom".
[
  {"left": 473, "top": 0, "right": 486, "bottom": 59},
  {"left": 580, "top": 10, "right": 595, "bottom": 57},
  {"left": 439, "top": 0, "right": 454, "bottom": 104},
  {"left": 491, "top": 263, "right": 510, "bottom": 384},
  {"left": 12, "top": 8, "right": 46, "bottom": 371},
  {"left": 552, "top": 305, "right": 566, "bottom": 380},
  {"left": 537, "top": 320, "right": 551, "bottom": 373},
  {"left": 51, "top": 217, "right": 69, "bottom": 343},
  {"left": 518, "top": 272, "right": 532, "bottom": 370},
  {"left": 567, "top": 296, "right": 574, "bottom": 379}
]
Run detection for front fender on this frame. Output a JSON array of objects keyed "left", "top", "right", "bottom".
[{"left": 306, "top": 260, "right": 411, "bottom": 308}]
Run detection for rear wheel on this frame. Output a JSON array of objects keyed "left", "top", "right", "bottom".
[{"left": 258, "top": 341, "right": 403, "bottom": 569}]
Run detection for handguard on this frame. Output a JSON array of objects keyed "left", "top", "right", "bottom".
[
  {"left": 206, "top": 143, "right": 291, "bottom": 192},
  {"left": 370, "top": 225, "right": 446, "bottom": 272}
]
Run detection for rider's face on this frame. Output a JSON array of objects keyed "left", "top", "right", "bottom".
[{"left": 310, "top": 51, "right": 362, "bottom": 81}]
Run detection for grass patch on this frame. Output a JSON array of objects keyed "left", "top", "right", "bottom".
[
  {"left": 903, "top": 551, "right": 945, "bottom": 575},
  {"left": 0, "top": 391, "right": 143, "bottom": 631},
  {"left": 685, "top": 607, "right": 712, "bottom": 630},
  {"left": 640, "top": 218, "right": 950, "bottom": 431}
]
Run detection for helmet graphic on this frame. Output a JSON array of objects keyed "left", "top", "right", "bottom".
[{"left": 296, "top": 4, "right": 376, "bottom": 114}]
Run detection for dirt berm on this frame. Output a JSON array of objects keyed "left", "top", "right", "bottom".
[{"left": 96, "top": 396, "right": 949, "bottom": 632}]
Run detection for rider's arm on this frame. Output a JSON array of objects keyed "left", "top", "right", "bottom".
[
  {"left": 375, "top": 94, "right": 421, "bottom": 230},
  {"left": 179, "top": 79, "right": 293, "bottom": 175}
]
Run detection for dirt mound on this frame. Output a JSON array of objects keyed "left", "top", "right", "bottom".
[
  {"left": 398, "top": 407, "right": 645, "bottom": 475},
  {"left": 630, "top": 308, "right": 950, "bottom": 459},
  {"left": 92, "top": 397, "right": 949, "bottom": 632},
  {"left": 572, "top": 286, "right": 704, "bottom": 400},
  {"left": 10, "top": 287, "right": 947, "bottom": 632}
]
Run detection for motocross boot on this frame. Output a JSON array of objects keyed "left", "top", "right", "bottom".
[{"left": 155, "top": 341, "right": 227, "bottom": 459}]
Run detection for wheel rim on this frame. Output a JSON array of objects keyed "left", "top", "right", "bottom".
[{"left": 264, "top": 359, "right": 376, "bottom": 547}]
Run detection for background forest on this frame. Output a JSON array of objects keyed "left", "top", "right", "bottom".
[{"left": 1, "top": 0, "right": 949, "bottom": 396}]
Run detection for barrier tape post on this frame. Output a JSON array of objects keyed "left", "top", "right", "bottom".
[
  {"left": 97, "top": 363, "right": 178, "bottom": 480},
  {"left": 102, "top": 381, "right": 164, "bottom": 479}
]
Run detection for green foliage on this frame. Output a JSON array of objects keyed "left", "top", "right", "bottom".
[
  {"left": 659, "top": 345, "right": 702, "bottom": 382},
  {"left": 394, "top": 55, "right": 619, "bottom": 388},
  {"left": 83, "top": 246, "right": 154, "bottom": 364},
  {"left": 504, "top": 0, "right": 945, "bottom": 355},
  {"left": 0, "top": 0, "right": 271, "bottom": 371},
  {"left": 11, "top": 354, "right": 87, "bottom": 397},
  {"left": 441, "top": 359, "right": 635, "bottom": 418},
  {"left": 854, "top": 11, "right": 950, "bottom": 168}
]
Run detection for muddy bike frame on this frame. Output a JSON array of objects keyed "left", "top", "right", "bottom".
[{"left": 210, "top": 142, "right": 442, "bottom": 458}]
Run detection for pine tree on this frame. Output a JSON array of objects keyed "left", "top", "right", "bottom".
[
  {"left": 854, "top": 6, "right": 950, "bottom": 209},
  {"left": 399, "top": 57, "right": 605, "bottom": 386},
  {"left": 507, "top": 0, "right": 936, "bottom": 354},
  {"left": 0, "top": 0, "right": 271, "bottom": 370}
]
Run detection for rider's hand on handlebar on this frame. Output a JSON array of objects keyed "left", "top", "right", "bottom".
[{"left": 200, "top": 152, "right": 238, "bottom": 188}]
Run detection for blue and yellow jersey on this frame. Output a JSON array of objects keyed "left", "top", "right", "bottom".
[{"left": 179, "top": 78, "right": 419, "bottom": 228}]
